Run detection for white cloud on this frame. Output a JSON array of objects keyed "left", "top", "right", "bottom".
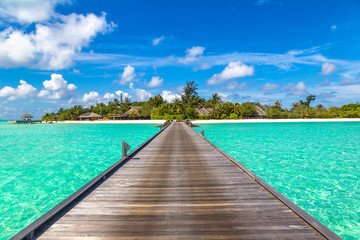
[
  {"left": 147, "top": 76, "right": 163, "bottom": 87},
  {"left": 321, "top": 62, "right": 336, "bottom": 75},
  {"left": 135, "top": 88, "right": 152, "bottom": 101},
  {"left": 261, "top": 83, "right": 281, "bottom": 90},
  {"left": 224, "top": 81, "right": 249, "bottom": 90},
  {"left": 208, "top": 61, "right": 254, "bottom": 85},
  {"left": 129, "top": 82, "right": 135, "bottom": 90},
  {"left": 0, "top": 80, "right": 36, "bottom": 100},
  {"left": 115, "top": 90, "right": 131, "bottom": 99},
  {"left": 0, "top": 0, "right": 68, "bottom": 24},
  {"left": 331, "top": 25, "right": 337, "bottom": 32},
  {"left": 161, "top": 90, "right": 181, "bottom": 103},
  {"left": 179, "top": 46, "right": 205, "bottom": 64},
  {"left": 218, "top": 93, "right": 230, "bottom": 102},
  {"left": 119, "top": 65, "right": 135, "bottom": 85},
  {"left": 0, "top": 12, "right": 114, "bottom": 70},
  {"left": 103, "top": 92, "right": 116, "bottom": 101},
  {"left": 284, "top": 81, "right": 307, "bottom": 96},
  {"left": 38, "top": 73, "right": 76, "bottom": 99},
  {"left": 81, "top": 91, "right": 100, "bottom": 103},
  {"left": 152, "top": 36, "right": 164, "bottom": 46}
]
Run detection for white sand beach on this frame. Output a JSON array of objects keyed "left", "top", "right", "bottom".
[
  {"left": 49, "top": 118, "right": 360, "bottom": 124},
  {"left": 192, "top": 118, "right": 360, "bottom": 124},
  {"left": 54, "top": 120, "right": 166, "bottom": 124}
]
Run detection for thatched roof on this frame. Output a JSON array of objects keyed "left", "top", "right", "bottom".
[
  {"left": 79, "top": 112, "right": 102, "bottom": 118},
  {"left": 195, "top": 106, "right": 212, "bottom": 116},
  {"left": 255, "top": 106, "right": 266, "bottom": 117},
  {"left": 20, "top": 113, "right": 33, "bottom": 119},
  {"left": 124, "top": 106, "right": 141, "bottom": 117}
]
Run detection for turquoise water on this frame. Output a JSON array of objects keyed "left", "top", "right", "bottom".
[
  {"left": 0, "top": 122, "right": 159, "bottom": 240},
  {"left": 195, "top": 122, "right": 360, "bottom": 240}
]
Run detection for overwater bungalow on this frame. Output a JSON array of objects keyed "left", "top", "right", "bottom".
[
  {"left": 20, "top": 113, "right": 34, "bottom": 121},
  {"left": 79, "top": 112, "right": 102, "bottom": 121}
]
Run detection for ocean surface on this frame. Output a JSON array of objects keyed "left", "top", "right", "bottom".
[
  {"left": 0, "top": 121, "right": 159, "bottom": 239},
  {"left": 1, "top": 121, "right": 360, "bottom": 239},
  {"left": 195, "top": 122, "right": 360, "bottom": 240}
]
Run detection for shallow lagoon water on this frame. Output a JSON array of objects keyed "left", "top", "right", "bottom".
[
  {"left": 0, "top": 122, "right": 158, "bottom": 239},
  {"left": 195, "top": 122, "right": 360, "bottom": 240}
]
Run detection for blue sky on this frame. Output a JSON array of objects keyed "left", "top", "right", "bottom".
[{"left": 0, "top": 0, "right": 360, "bottom": 119}]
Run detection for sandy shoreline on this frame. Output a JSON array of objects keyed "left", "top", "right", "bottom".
[
  {"left": 193, "top": 118, "right": 360, "bottom": 123},
  {"left": 54, "top": 120, "right": 166, "bottom": 124},
  {"left": 47, "top": 118, "right": 360, "bottom": 124}
]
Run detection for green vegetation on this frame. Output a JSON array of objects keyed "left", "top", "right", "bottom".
[{"left": 41, "top": 81, "right": 360, "bottom": 121}]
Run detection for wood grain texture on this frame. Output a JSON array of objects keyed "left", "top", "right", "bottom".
[{"left": 38, "top": 122, "right": 327, "bottom": 240}]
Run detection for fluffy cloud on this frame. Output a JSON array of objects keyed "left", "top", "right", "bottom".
[
  {"left": 321, "top": 62, "right": 336, "bottom": 75},
  {"left": 0, "top": 12, "right": 114, "bottom": 70},
  {"left": 0, "top": 80, "right": 36, "bottom": 100},
  {"left": 208, "top": 61, "right": 254, "bottom": 85},
  {"left": 119, "top": 65, "right": 135, "bottom": 85},
  {"left": 224, "top": 81, "right": 249, "bottom": 90},
  {"left": 115, "top": 90, "right": 131, "bottom": 99},
  {"left": 0, "top": 0, "right": 67, "bottom": 24},
  {"left": 152, "top": 36, "right": 164, "bottom": 46},
  {"left": 284, "top": 81, "right": 307, "bottom": 96},
  {"left": 147, "top": 76, "right": 163, "bottom": 87},
  {"left": 103, "top": 92, "right": 116, "bottom": 101},
  {"left": 38, "top": 74, "right": 76, "bottom": 99},
  {"left": 161, "top": 90, "right": 181, "bottom": 103},
  {"left": 179, "top": 46, "right": 205, "bottom": 64},
  {"left": 261, "top": 83, "right": 281, "bottom": 90},
  {"left": 136, "top": 88, "right": 152, "bottom": 101},
  {"left": 218, "top": 93, "right": 229, "bottom": 102},
  {"left": 81, "top": 91, "right": 100, "bottom": 103}
]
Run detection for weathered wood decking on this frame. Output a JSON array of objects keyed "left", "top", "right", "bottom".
[{"left": 19, "top": 122, "right": 340, "bottom": 239}]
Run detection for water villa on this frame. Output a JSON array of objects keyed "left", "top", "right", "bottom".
[{"left": 8, "top": 113, "right": 41, "bottom": 124}]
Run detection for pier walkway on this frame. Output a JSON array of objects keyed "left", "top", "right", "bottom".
[{"left": 20, "top": 122, "right": 340, "bottom": 239}]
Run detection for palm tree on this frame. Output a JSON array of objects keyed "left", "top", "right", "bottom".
[
  {"left": 173, "top": 98, "right": 182, "bottom": 114},
  {"left": 210, "top": 93, "right": 221, "bottom": 106},
  {"left": 154, "top": 95, "right": 164, "bottom": 107},
  {"left": 113, "top": 98, "right": 119, "bottom": 107},
  {"left": 274, "top": 100, "right": 281, "bottom": 109},
  {"left": 124, "top": 97, "right": 131, "bottom": 107},
  {"left": 291, "top": 101, "right": 299, "bottom": 111},
  {"left": 233, "top": 103, "right": 241, "bottom": 115}
]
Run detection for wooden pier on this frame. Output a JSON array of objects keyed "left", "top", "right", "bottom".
[
  {"left": 8, "top": 120, "right": 41, "bottom": 124},
  {"left": 12, "top": 122, "right": 341, "bottom": 240}
]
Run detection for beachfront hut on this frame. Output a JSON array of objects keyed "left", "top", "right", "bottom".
[
  {"left": 195, "top": 105, "right": 212, "bottom": 116},
  {"left": 20, "top": 113, "right": 33, "bottom": 121},
  {"left": 125, "top": 106, "right": 141, "bottom": 118},
  {"left": 108, "top": 113, "right": 128, "bottom": 120},
  {"left": 79, "top": 112, "right": 102, "bottom": 121},
  {"left": 254, "top": 106, "right": 267, "bottom": 118},
  {"left": 108, "top": 106, "right": 144, "bottom": 120}
]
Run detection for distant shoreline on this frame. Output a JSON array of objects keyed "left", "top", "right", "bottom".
[
  {"left": 40, "top": 118, "right": 360, "bottom": 124},
  {"left": 192, "top": 118, "right": 360, "bottom": 123}
]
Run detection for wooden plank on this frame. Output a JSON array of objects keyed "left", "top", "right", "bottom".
[{"left": 26, "top": 122, "right": 341, "bottom": 239}]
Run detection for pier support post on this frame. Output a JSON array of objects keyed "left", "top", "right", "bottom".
[
  {"left": 200, "top": 129, "right": 205, "bottom": 137},
  {"left": 122, "top": 141, "right": 131, "bottom": 158}
]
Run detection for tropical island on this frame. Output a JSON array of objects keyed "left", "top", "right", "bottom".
[{"left": 41, "top": 81, "right": 360, "bottom": 122}]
